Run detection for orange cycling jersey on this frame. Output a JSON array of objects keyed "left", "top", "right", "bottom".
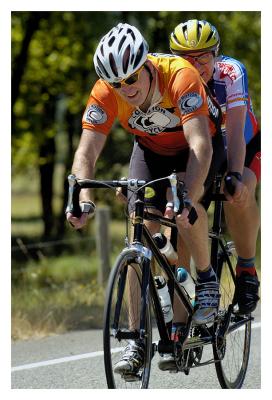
[{"left": 82, "top": 53, "right": 222, "bottom": 156}]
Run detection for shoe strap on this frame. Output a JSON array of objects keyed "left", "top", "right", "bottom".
[{"left": 195, "top": 282, "right": 220, "bottom": 308}]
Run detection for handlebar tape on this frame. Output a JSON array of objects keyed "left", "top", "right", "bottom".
[{"left": 71, "top": 184, "right": 82, "bottom": 218}]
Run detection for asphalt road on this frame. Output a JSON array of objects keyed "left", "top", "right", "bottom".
[{"left": 11, "top": 306, "right": 261, "bottom": 389}]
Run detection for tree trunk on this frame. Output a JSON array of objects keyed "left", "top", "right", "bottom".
[
  {"left": 38, "top": 90, "right": 56, "bottom": 238},
  {"left": 56, "top": 111, "right": 77, "bottom": 236},
  {"left": 39, "top": 136, "right": 56, "bottom": 238},
  {"left": 12, "top": 12, "right": 47, "bottom": 111}
]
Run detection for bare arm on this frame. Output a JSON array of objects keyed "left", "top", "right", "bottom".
[
  {"left": 224, "top": 105, "right": 249, "bottom": 203},
  {"left": 72, "top": 128, "right": 107, "bottom": 202},
  {"left": 225, "top": 105, "right": 247, "bottom": 173},
  {"left": 66, "top": 129, "right": 106, "bottom": 229},
  {"left": 183, "top": 115, "right": 213, "bottom": 203}
]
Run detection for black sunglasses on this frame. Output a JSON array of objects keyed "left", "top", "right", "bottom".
[{"left": 109, "top": 65, "right": 145, "bottom": 89}]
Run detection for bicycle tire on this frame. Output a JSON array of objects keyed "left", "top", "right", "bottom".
[
  {"left": 103, "top": 248, "right": 152, "bottom": 389},
  {"left": 213, "top": 241, "right": 251, "bottom": 388}
]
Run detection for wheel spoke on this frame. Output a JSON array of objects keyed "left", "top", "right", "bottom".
[{"left": 213, "top": 244, "right": 251, "bottom": 388}]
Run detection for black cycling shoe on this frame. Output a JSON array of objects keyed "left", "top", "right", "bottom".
[
  {"left": 234, "top": 272, "right": 260, "bottom": 314},
  {"left": 113, "top": 340, "right": 145, "bottom": 376}
]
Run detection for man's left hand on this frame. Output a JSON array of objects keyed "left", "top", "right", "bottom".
[{"left": 224, "top": 179, "right": 249, "bottom": 205}]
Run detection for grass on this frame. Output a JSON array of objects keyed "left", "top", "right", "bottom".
[
  {"left": 11, "top": 250, "right": 126, "bottom": 340},
  {"left": 12, "top": 283, "right": 106, "bottom": 340}
]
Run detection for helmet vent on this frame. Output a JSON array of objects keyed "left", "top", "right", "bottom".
[
  {"left": 118, "top": 35, "right": 127, "bottom": 53},
  {"left": 197, "top": 23, "right": 202, "bottom": 41},
  {"left": 172, "top": 33, "right": 179, "bottom": 44},
  {"left": 108, "top": 29, "right": 114, "bottom": 38},
  {"left": 182, "top": 26, "right": 188, "bottom": 40},
  {"left": 97, "top": 56, "right": 111, "bottom": 79},
  {"left": 109, "top": 53, "right": 118, "bottom": 77},
  {"left": 122, "top": 46, "right": 130, "bottom": 74},
  {"left": 206, "top": 30, "right": 214, "bottom": 43},
  {"left": 108, "top": 36, "right": 116, "bottom": 47},
  {"left": 127, "top": 28, "right": 136, "bottom": 41},
  {"left": 133, "top": 42, "right": 144, "bottom": 69}
]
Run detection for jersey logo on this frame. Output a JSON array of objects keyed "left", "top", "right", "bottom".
[
  {"left": 128, "top": 106, "right": 180, "bottom": 135},
  {"left": 178, "top": 92, "right": 203, "bottom": 115},
  {"left": 207, "top": 95, "right": 220, "bottom": 119},
  {"left": 218, "top": 62, "right": 237, "bottom": 83},
  {"left": 83, "top": 104, "right": 107, "bottom": 125}
]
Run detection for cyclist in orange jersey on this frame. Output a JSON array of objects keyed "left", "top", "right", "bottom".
[
  {"left": 66, "top": 23, "right": 225, "bottom": 376},
  {"left": 169, "top": 19, "right": 260, "bottom": 322}
]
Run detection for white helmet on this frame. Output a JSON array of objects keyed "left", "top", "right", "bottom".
[{"left": 94, "top": 23, "right": 149, "bottom": 83}]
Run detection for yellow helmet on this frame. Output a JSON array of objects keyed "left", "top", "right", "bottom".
[{"left": 170, "top": 19, "right": 220, "bottom": 55}]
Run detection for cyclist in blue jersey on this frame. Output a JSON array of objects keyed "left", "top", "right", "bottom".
[{"left": 169, "top": 19, "right": 260, "bottom": 317}]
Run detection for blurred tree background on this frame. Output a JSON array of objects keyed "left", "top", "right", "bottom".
[{"left": 11, "top": 11, "right": 261, "bottom": 337}]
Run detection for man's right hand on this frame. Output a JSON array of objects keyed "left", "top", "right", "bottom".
[
  {"left": 66, "top": 200, "right": 96, "bottom": 229},
  {"left": 66, "top": 212, "right": 89, "bottom": 230}
]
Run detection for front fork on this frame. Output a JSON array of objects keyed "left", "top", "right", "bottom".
[
  {"left": 132, "top": 244, "right": 153, "bottom": 340},
  {"left": 140, "top": 256, "right": 151, "bottom": 340}
]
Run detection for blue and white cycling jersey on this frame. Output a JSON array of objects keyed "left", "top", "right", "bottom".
[{"left": 211, "top": 55, "right": 259, "bottom": 144}]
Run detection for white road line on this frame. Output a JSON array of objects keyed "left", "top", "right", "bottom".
[
  {"left": 11, "top": 347, "right": 123, "bottom": 372},
  {"left": 12, "top": 322, "right": 261, "bottom": 373}
]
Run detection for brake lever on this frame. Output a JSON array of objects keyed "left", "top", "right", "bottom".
[
  {"left": 169, "top": 173, "right": 180, "bottom": 213},
  {"left": 169, "top": 173, "right": 198, "bottom": 225},
  {"left": 66, "top": 174, "right": 82, "bottom": 218}
]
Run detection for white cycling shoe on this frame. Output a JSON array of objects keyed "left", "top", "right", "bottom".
[{"left": 113, "top": 340, "right": 145, "bottom": 375}]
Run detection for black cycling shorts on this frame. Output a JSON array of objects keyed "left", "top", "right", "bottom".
[
  {"left": 127, "top": 134, "right": 226, "bottom": 214},
  {"left": 245, "top": 132, "right": 261, "bottom": 182}
]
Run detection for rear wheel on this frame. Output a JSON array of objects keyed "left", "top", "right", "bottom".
[
  {"left": 213, "top": 241, "right": 251, "bottom": 388},
  {"left": 103, "top": 249, "right": 152, "bottom": 389}
]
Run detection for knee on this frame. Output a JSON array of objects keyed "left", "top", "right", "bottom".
[{"left": 243, "top": 167, "right": 257, "bottom": 193}]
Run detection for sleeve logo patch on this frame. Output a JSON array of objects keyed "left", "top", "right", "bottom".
[
  {"left": 83, "top": 104, "right": 107, "bottom": 124},
  {"left": 218, "top": 62, "right": 237, "bottom": 83},
  {"left": 178, "top": 93, "right": 203, "bottom": 115}
]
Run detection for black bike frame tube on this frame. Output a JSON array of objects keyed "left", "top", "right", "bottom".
[
  {"left": 210, "top": 177, "right": 224, "bottom": 272},
  {"left": 112, "top": 265, "right": 128, "bottom": 331},
  {"left": 133, "top": 189, "right": 145, "bottom": 243},
  {"left": 139, "top": 257, "right": 150, "bottom": 339},
  {"left": 218, "top": 240, "right": 236, "bottom": 283},
  {"left": 143, "top": 225, "right": 193, "bottom": 315},
  {"left": 149, "top": 274, "right": 170, "bottom": 342},
  {"left": 144, "top": 212, "right": 177, "bottom": 229}
]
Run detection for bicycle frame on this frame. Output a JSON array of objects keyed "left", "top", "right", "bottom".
[
  {"left": 114, "top": 177, "right": 252, "bottom": 362},
  {"left": 66, "top": 173, "right": 252, "bottom": 367}
]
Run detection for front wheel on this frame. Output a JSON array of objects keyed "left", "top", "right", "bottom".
[
  {"left": 103, "top": 248, "right": 152, "bottom": 389},
  {"left": 213, "top": 241, "right": 251, "bottom": 389}
]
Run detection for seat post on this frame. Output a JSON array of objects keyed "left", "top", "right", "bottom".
[
  {"left": 212, "top": 175, "right": 224, "bottom": 236},
  {"left": 211, "top": 175, "right": 224, "bottom": 272}
]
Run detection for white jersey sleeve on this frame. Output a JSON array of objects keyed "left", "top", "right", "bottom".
[{"left": 213, "top": 55, "right": 249, "bottom": 110}]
